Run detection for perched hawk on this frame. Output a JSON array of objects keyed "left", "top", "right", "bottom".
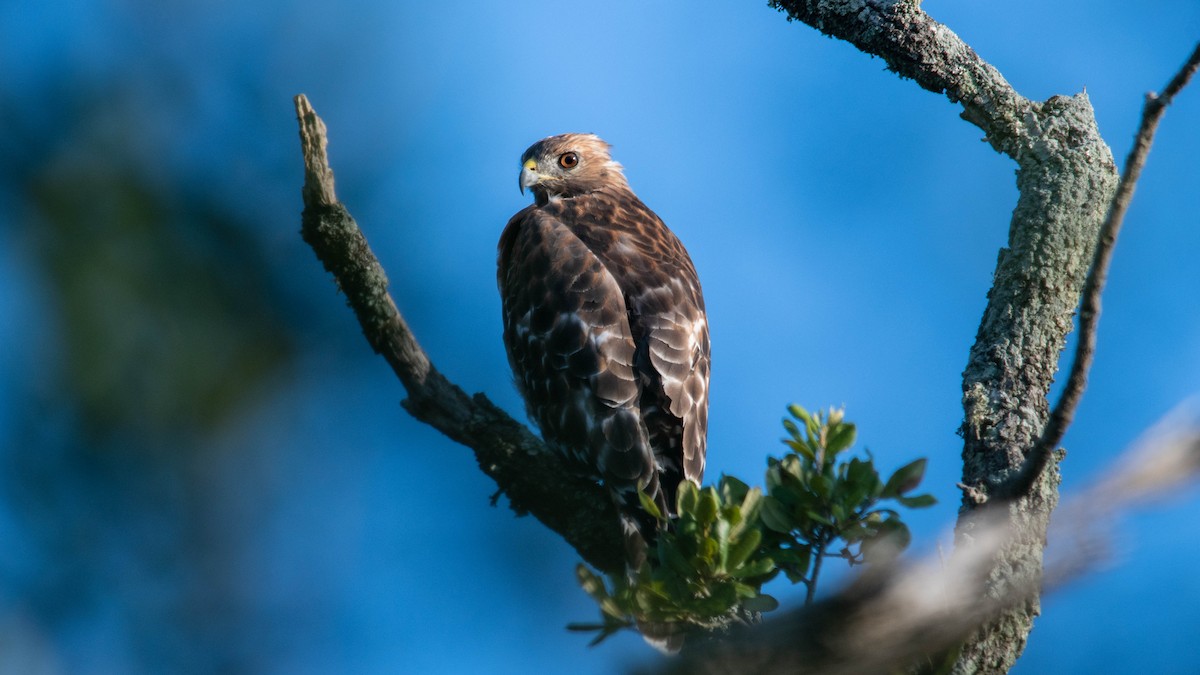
[{"left": 497, "top": 133, "right": 710, "bottom": 569}]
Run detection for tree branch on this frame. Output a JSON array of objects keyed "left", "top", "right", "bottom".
[
  {"left": 767, "top": 1, "right": 1122, "bottom": 671},
  {"left": 293, "top": 94, "right": 625, "bottom": 574},
  {"left": 997, "top": 42, "right": 1200, "bottom": 500},
  {"left": 768, "top": 0, "right": 1033, "bottom": 157}
]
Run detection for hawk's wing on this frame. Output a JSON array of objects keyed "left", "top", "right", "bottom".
[
  {"left": 624, "top": 251, "right": 710, "bottom": 491},
  {"left": 498, "top": 205, "right": 663, "bottom": 505},
  {"left": 546, "top": 190, "right": 710, "bottom": 503}
]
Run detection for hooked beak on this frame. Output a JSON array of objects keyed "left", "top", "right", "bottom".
[{"left": 519, "top": 158, "right": 539, "bottom": 194}]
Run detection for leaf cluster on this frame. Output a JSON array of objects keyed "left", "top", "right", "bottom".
[
  {"left": 762, "top": 405, "right": 936, "bottom": 585},
  {"left": 571, "top": 405, "right": 936, "bottom": 645},
  {"left": 570, "top": 477, "right": 777, "bottom": 644}
]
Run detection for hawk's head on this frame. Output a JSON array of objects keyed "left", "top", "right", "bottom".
[{"left": 519, "top": 133, "right": 630, "bottom": 205}]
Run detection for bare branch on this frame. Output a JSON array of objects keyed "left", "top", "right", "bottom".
[
  {"left": 293, "top": 94, "right": 625, "bottom": 574},
  {"left": 999, "top": 42, "right": 1200, "bottom": 500}
]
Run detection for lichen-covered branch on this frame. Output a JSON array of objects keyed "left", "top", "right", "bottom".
[
  {"left": 293, "top": 94, "right": 625, "bottom": 574},
  {"left": 767, "top": 1, "right": 1122, "bottom": 671},
  {"left": 952, "top": 93, "right": 1116, "bottom": 672},
  {"left": 769, "top": 0, "right": 1033, "bottom": 156},
  {"left": 999, "top": 42, "right": 1200, "bottom": 500}
]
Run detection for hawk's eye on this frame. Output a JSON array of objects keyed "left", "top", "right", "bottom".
[{"left": 559, "top": 152, "right": 579, "bottom": 169}]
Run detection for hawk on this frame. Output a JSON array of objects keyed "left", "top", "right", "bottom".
[{"left": 497, "top": 133, "right": 710, "bottom": 570}]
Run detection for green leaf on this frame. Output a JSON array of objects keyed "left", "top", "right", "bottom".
[
  {"left": 714, "top": 519, "right": 732, "bottom": 572},
  {"left": 731, "top": 581, "right": 758, "bottom": 598},
  {"left": 722, "top": 503, "right": 743, "bottom": 528},
  {"left": 842, "top": 457, "right": 879, "bottom": 505},
  {"left": 731, "top": 488, "right": 763, "bottom": 539},
  {"left": 781, "top": 567, "right": 805, "bottom": 584},
  {"left": 638, "top": 491, "right": 665, "bottom": 521},
  {"left": 845, "top": 455, "right": 876, "bottom": 485},
  {"left": 740, "top": 486, "right": 763, "bottom": 512},
  {"left": 829, "top": 502, "right": 846, "bottom": 525},
  {"left": 862, "top": 519, "right": 911, "bottom": 562},
  {"left": 729, "top": 556, "right": 776, "bottom": 579},
  {"left": 638, "top": 579, "right": 670, "bottom": 602},
  {"left": 696, "top": 487, "right": 720, "bottom": 526},
  {"left": 882, "top": 458, "right": 928, "bottom": 497},
  {"left": 785, "top": 439, "right": 816, "bottom": 463},
  {"left": 804, "top": 411, "right": 821, "bottom": 438},
  {"left": 677, "top": 480, "right": 699, "bottom": 516},
  {"left": 759, "top": 495, "right": 793, "bottom": 533},
  {"left": 836, "top": 520, "right": 871, "bottom": 544},
  {"left": 806, "top": 510, "right": 835, "bottom": 526},
  {"left": 782, "top": 418, "right": 803, "bottom": 440},
  {"left": 719, "top": 475, "right": 750, "bottom": 504},
  {"left": 576, "top": 564, "right": 607, "bottom": 601},
  {"left": 826, "top": 421, "right": 857, "bottom": 455},
  {"left": 781, "top": 455, "right": 806, "bottom": 482},
  {"left": 787, "top": 403, "right": 812, "bottom": 426},
  {"left": 725, "top": 527, "right": 763, "bottom": 571},
  {"left": 782, "top": 546, "right": 811, "bottom": 578},
  {"left": 809, "top": 473, "right": 833, "bottom": 499},
  {"left": 896, "top": 493, "right": 937, "bottom": 508},
  {"left": 660, "top": 538, "right": 693, "bottom": 577},
  {"left": 765, "top": 464, "right": 782, "bottom": 492}
]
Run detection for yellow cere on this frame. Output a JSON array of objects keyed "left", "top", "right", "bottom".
[{"left": 523, "top": 158, "right": 538, "bottom": 171}]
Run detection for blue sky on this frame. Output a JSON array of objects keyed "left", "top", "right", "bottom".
[{"left": 2, "top": 1, "right": 1199, "bottom": 673}]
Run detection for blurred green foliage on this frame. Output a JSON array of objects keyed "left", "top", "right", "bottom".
[
  {"left": 2, "top": 89, "right": 304, "bottom": 671},
  {"left": 27, "top": 148, "right": 294, "bottom": 438}
]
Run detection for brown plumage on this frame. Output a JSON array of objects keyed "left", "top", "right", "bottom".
[{"left": 497, "top": 133, "right": 710, "bottom": 572}]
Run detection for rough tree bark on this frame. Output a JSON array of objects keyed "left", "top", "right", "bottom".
[
  {"left": 953, "top": 91, "right": 1113, "bottom": 675},
  {"left": 766, "top": 1, "right": 1119, "bottom": 671}
]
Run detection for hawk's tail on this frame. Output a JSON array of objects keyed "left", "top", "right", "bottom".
[
  {"left": 636, "top": 620, "right": 686, "bottom": 654},
  {"left": 617, "top": 508, "right": 651, "bottom": 575},
  {"left": 615, "top": 489, "right": 687, "bottom": 653},
  {"left": 613, "top": 473, "right": 669, "bottom": 575}
]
